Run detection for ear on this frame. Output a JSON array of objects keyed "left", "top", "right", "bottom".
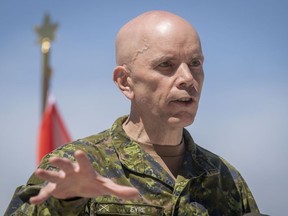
[{"left": 113, "top": 66, "right": 134, "bottom": 100}]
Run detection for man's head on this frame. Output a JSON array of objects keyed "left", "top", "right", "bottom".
[{"left": 113, "top": 11, "right": 204, "bottom": 129}]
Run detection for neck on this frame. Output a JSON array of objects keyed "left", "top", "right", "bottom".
[{"left": 123, "top": 115, "right": 183, "bottom": 146}]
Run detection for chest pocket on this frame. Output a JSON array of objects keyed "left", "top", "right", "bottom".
[{"left": 92, "top": 202, "right": 164, "bottom": 215}]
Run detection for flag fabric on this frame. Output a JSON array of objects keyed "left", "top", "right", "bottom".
[{"left": 37, "top": 98, "right": 72, "bottom": 164}]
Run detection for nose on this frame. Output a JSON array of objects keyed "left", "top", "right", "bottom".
[{"left": 176, "top": 63, "right": 194, "bottom": 88}]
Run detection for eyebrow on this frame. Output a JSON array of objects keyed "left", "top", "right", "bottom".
[
  {"left": 150, "top": 55, "right": 177, "bottom": 65},
  {"left": 150, "top": 53, "right": 204, "bottom": 65},
  {"left": 189, "top": 53, "right": 204, "bottom": 60}
]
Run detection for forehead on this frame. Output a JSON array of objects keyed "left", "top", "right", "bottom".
[
  {"left": 125, "top": 14, "right": 203, "bottom": 65},
  {"left": 136, "top": 32, "right": 203, "bottom": 63}
]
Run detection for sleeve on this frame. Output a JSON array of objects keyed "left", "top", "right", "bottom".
[
  {"left": 4, "top": 184, "right": 89, "bottom": 216},
  {"left": 220, "top": 157, "right": 260, "bottom": 214},
  {"left": 4, "top": 148, "right": 89, "bottom": 216}
]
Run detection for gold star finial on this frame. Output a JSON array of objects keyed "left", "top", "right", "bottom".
[{"left": 35, "top": 14, "right": 58, "bottom": 52}]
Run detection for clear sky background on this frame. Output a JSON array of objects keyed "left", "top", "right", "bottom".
[{"left": 0, "top": 1, "right": 287, "bottom": 215}]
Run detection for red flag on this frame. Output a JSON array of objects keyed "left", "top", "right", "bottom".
[{"left": 37, "top": 98, "right": 72, "bottom": 164}]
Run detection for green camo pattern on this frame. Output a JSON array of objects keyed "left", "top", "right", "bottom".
[{"left": 5, "top": 116, "right": 260, "bottom": 216}]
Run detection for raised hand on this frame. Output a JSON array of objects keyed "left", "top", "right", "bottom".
[{"left": 29, "top": 150, "right": 139, "bottom": 204}]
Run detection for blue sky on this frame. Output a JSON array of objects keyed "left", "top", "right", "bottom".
[{"left": 1, "top": 1, "right": 287, "bottom": 215}]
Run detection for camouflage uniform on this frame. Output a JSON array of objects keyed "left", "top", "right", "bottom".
[{"left": 5, "top": 116, "right": 260, "bottom": 215}]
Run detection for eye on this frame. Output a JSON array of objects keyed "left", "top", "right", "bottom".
[
  {"left": 188, "top": 59, "right": 201, "bottom": 68},
  {"left": 154, "top": 61, "right": 175, "bottom": 75},
  {"left": 158, "top": 61, "right": 173, "bottom": 68}
]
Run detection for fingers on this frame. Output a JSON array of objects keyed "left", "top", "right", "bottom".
[
  {"left": 45, "top": 150, "right": 89, "bottom": 174},
  {"left": 35, "top": 169, "right": 64, "bottom": 183},
  {"left": 73, "top": 150, "right": 139, "bottom": 200},
  {"left": 74, "top": 150, "right": 102, "bottom": 178},
  {"left": 35, "top": 151, "right": 89, "bottom": 184},
  {"left": 74, "top": 150, "right": 92, "bottom": 171},
  {"left": 49, "top": 156, "right": 75, "bottom": 173},
  {"left": 29, "top": 183, "right": 56, "bottom": 205},
  {"left": 33, "top": 150, "right": 139, "bottom": 202}
]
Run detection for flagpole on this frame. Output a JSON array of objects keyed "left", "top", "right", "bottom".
[
  {"left": 34, "top": 15, "right": 72, "bottom": 164},
  {"left": 35, "top": 14, "right": 58, "bottom": 114}
]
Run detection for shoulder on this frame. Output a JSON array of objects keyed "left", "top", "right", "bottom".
[
  {"left": 191, "top": 140, "right": 259, "bottom": 211},
  {"left": 46, "top": 129, "right": 111, "bottom": 160}
]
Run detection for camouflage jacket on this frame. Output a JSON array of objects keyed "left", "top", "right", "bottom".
[{"left": 5, "top": 116, "right": 259, "bottom": 216}]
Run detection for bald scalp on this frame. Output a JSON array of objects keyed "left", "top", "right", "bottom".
[{"left": 115, "top": 10, "right": 200, "bottom": 66}]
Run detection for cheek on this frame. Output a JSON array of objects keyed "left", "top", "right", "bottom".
[
  {"left": 194, "top": 72, "right": 204, "bottom": 90},
  {"left": 134, "top": 84, "right": 164, "bottom": 109},
  {"left": 133, "top": 76, "right": 159, "bottom": 95},
  {"left": 131, "top": 72, "right": 170, "bottom": 105},
  {"left": 197, "top": 70, "right": 204, "bottom": 84}
]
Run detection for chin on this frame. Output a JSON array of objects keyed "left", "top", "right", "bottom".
[{"left": 167, "top": 114, "right": 195, "bottom": 128}]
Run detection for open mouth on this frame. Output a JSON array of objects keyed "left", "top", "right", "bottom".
[{"left": 173, "top": 97, "right": 194, "bottom": 105}]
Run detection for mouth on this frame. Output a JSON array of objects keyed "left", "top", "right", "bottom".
[{"left": 172, "top": 97, "right": 194, "bottom": 106}]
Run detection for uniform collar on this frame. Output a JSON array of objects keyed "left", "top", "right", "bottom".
[
  {"left": 110, "top": 116, "right": 174, "bottom": 187},
  {"left": 110, "top": 116, "right": 218, "bottom": 185}
]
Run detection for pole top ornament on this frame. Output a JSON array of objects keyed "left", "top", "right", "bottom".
[{"left": 35, "top": 14, "right": 58, "bottom": 53}]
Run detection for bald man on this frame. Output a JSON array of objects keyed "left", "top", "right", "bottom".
[{"left": 5, "top": 11, "right": 260, "bottom": 215}]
